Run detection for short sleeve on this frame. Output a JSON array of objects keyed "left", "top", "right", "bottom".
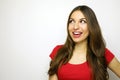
[
  {"left": 105, "top": 48, "right": 115, "bottom": 65},
  {"left": 49, "top": 45, "right": 63, "bottom": 60}
]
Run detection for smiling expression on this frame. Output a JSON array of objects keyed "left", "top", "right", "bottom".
[{"left": 68, "top": 10, "right": 89, "bottom": 43}]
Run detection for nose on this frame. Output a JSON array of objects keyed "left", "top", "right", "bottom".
[{"left": 74, "top": 22, "right": 79, "bottom": 30}]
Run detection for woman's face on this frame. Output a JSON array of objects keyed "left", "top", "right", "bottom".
[{"left": 68, "top": 10, "right": 89, "bottom": 43}]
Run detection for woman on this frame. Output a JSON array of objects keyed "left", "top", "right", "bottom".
[{"left": 48, "top": 5, "right": 120, "bottom": 80}]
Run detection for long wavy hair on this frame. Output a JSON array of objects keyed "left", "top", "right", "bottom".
[{"left": 48, "top": 5, "right": 109, "bottom": 80}]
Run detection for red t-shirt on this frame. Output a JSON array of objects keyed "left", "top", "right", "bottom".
[{"left": 49, "top": 45, "right": 114, "bottom": 80}]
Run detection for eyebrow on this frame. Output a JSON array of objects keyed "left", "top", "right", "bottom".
[
  {"left": 80, "top": 18, "right": 86, "bottom": 20},
  {"left": 69, "top": 18, "right": 86, "bottom": 20}
]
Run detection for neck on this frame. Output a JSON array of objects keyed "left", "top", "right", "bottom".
[{"left": 74, "top": 40, "right": 87, "bottom": 54}]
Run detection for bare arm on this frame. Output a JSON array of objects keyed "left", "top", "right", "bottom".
[
  {"left": 49, "top": 74, "right": 58, "bottom": 80},
  {"left": 108, "top": 57, "right": 120, "bottom": 78}
]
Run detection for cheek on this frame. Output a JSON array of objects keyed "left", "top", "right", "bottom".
[
  {"left": 68, "top": 25, "right": 73, "bottom": 32},
  {"left": 68, "top": 26, "right": 73, "bottom": 36},
  {"left": 84, "top": 28, "right": 89, "bottom": 36},
  {"left": 83, "top": 25, "right": 89, "bottom": 32},
  {"left": 68, "top": 26, "right": 71, "bottom": 33}
]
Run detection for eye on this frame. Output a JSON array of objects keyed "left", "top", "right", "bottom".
[
  {"left": 68, "top": 19, "right": 74, "bottom": 24},
  {"left": 80, "top": 19, "right": 87, "bottom": 24}
]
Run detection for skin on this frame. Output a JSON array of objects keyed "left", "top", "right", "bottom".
[
  {"left": 68, "top": 10, "right": 88, "bottom": 64},
  {"left": 68, "top": 10, "right": 89, "bottom": 44},
  {"left": 49, "top": 74, "right": 58, "bottom": 80},
  {"left": 49, "top": 10, "right": 120, "bottom": 80},
  {"left": 108, "top": 57, "right": 120, "bottom": 78}
]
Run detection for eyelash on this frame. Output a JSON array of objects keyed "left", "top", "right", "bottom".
[
  {"left": 69, "top": 19, "right": 74, "bottom": 23},
  {"left": 69, "top": 19, "right": 87, "bottom": 24},
  {"left": 80, "top": 20, "right": 87, "bottom": 23}
]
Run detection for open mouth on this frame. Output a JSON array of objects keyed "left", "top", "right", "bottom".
[{"left": 72, "top": 31, "right": 82, "bottom": 38}]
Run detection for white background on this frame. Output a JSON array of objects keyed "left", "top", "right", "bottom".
[{"left": 0, "top": 0, "right": 120, "bottom": 80}]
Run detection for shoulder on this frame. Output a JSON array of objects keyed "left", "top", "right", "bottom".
[
  {"left": 105, "top": 48, "right": 115, "bottom": 65},
  {"left": 49, "top": 45, "right": 63, "bottom": 60}
]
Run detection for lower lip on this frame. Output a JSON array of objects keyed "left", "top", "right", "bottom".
[{"left": 73, "top": 34, "right": 81, "bottom": 38}]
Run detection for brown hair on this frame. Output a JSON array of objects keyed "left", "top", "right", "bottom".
[{"left": 48, "top": 5, "right": 108, "bottom": 80}]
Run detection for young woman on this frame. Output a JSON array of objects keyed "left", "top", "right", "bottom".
[{"left": 48, "top": 5, "right": 120, "bottom": 80}]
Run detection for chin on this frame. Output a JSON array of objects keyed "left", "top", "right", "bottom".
[
  {"left": 73, "top": 38, "right": 87, "bottom": 44},
  {"left": 73, "top": 39, "right": 81, "bottom": 43}
]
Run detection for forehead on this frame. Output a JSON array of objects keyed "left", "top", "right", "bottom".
[{"left": 70, "top": 10, "right": 85, "bottom": 19}]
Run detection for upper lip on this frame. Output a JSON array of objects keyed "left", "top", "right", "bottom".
[{"left": 73, "top": 31, "right": 82, "bottom": 35}]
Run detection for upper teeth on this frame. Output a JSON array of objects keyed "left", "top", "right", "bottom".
[{"left": 74, "top": 32, "right": 80, "bottom": 34}]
